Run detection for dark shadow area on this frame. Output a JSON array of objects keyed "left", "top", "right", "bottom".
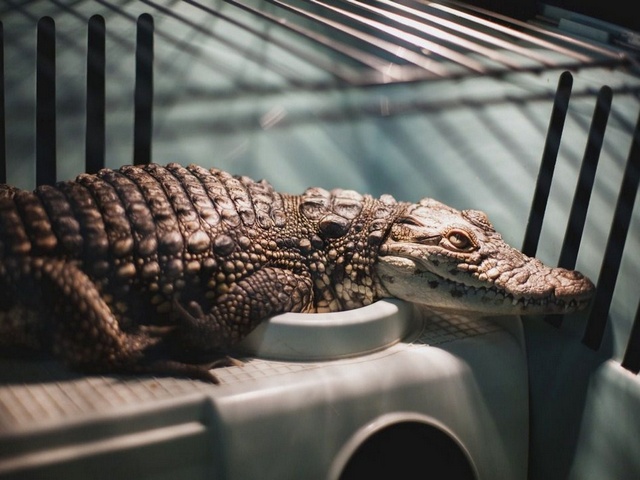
[
  {"left": 0, "top": 354, "right": 83, "bottom": 385},
  {"left": 543, "top": 0, "right": 639, "bottom": 31},
  {"left": 340, "top": 421, "right": 477, "bottom": 480}
]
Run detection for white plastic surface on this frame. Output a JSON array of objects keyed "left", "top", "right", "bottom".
[
  {"left": 0, "top": 302, "right": 530, "bottom": 480},
  {"left": 236, "top": 299, "right": 417, "bottom": 361},
  {"left": 212, "top": 306, "right": 529, "bottom": 480}
]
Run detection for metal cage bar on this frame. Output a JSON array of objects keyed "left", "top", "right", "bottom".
[
  {"left": 133, "top": 13, "right": 154, "bottom": 166},
  {"left": 583, "top": 108, "right": 640, "bottom": 350},
  {"left": 622, "top": 300, "right": 640, "bottom": 373},
  {"left": 0, "top": 21, "right": 5, "bottom": 185},
  {"left": 522, "top": 71, "right": 573, "bottom": 257},
  {"left": 35, "top": 16, "right": 56, "bottom": 187},
  {"left": 522, "top": 69, "right": 640, "bottom": 367},
  {"left": 85, "top": 15, "right": 106, "bottom": 175},
  {"left": 216, "top": 0, "right": 636, "bottom": 86},
  {"left": 545, "top": 85, "right": 612, "bottom": 327}
]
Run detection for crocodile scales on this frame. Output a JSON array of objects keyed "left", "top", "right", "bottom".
[{"left": 0, "top": 163, "right": 594, "bottom": 382}]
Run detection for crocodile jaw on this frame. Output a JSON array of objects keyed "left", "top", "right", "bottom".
[
  {"left": 374, "top": 198, "right": 595, "bottom": 315},
  {"left": 376, "top": 255, "right": 593, "bottom": 315}
]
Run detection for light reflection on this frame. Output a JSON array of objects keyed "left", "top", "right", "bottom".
[{"left": 260, "top": 105, "right": 287, "bottom": 130}]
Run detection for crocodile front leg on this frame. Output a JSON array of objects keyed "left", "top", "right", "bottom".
[
  {"left": 0, "top": 257, "right": 221, "bottom": 381},
  {"left": 172, "top": 267, "right": 314, "bottom": 357}
]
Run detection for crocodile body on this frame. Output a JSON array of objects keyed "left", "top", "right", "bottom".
[{"left": 0, "top": 163, "right": 594, "bottom": 382}]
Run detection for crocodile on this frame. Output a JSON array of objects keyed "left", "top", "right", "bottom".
[{"left": 0, "top": 163, "right": 595, "bottom": 382}]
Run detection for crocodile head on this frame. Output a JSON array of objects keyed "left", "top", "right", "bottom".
[{"left": 376, "top": 198, "right": 595, "bottom": 315}]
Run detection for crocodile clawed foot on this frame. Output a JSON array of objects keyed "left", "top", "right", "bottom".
[
  {"left": 165, "top": 355, "right": 244, "bottom": 383},
  {"left": 130, "top": 355, "right": 243, "bottom": 384},
  {"left": 134, "top": 359, "right": 222, "bottom": 384},
  {"left": 138, "top": 325, "right": 177, "bottom": 337},
  {"left": 209, "top": 355, "right": 244, "bottom": 368}
]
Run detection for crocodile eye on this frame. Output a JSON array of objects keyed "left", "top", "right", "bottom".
[{"left": 446, "top": 229, "right": 475, "bottom": 251}]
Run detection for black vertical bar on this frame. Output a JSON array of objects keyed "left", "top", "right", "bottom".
[
  {"left": 622, "top": 300, "right": 640, "bottom": 373},
  {"left": 546, "top": 86, "right": 612, "bottom": 327},
  {"left": 36, "top": 16, "right": 56, "bottom": 186},
  {"left": 133, "top": 13, "right": 154, "bottom": 166},
  {"left": 0, "top": 21, "right": 5, "bottom": 184},
  {"left": 583, "top": 108, "right": 640, "bottom": 350},
  {"left": 522, "top": 71, "right": 573, "bottom": 257},
  {"left": 86, "top": 15, "right": 106, "bottom": 174}
]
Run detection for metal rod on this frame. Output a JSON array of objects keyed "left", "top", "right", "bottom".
[
  {"left": 583, "top": 106, "right": 640, "bottom": 350},
  {"left": 36, "top": 16, "right": 56, "bottom": 186},
  {"left": 267, "top": 0, "right": 449, "bottom": 77},
  {"left": 372, "top": 0, "right": 558, "bottom": 68},
  {"left": 226, "top": 0, "right": 403, "bottom": 81},
  {"left": 546, "top": 85, "right": 612, "bottom": 327},
  {"left": 0, "top": 21, "right": 5, "bottom": 184},
  {"left": 222, "top": 0, "right": 631, "bottom": 85},
  {"left": 429, "top": 0, "right": 622, "bottom": 63},
  {"left": 301, "top": 0, "right": 487, "bottom": 74},
  {"left": 522, "top": 71, "right": 573, "bottom": 257},
  {"left": 85, "top": 15, "right": 106, "bottom": 174},
  {"left": 133, "top": 13, "right": 154, "bottom": 166},
  {"left": 159, "top": 0, "right": 359, "bottom": 85},
  {"left": 347, "top": 0, "right": 523, "bottom": 70},
  {"left": 621, "top": 299, "right": 640, "bottom": 374}
]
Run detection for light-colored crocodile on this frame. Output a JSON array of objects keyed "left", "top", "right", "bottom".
[{"left": 0, "top": 163, "right": 594, "bottom": 382}]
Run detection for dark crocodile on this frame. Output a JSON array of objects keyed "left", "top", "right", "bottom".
[{"left": 0, "top": 163, "right": 595, "bottom": 382}]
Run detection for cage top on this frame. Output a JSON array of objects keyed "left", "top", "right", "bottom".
[
  {"left": 198, "top": 0, "right": 639, "bottom": 87},
  {"left": 187, "top": 0, "right": 639, "bottom": 87},
  {"left": 1, "top": 0, "right": 637, "bottom": 93}
]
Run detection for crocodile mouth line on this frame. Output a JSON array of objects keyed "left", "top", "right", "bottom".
[{"left": 417, "top": 270, "right": 588, "bottom": 312}]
